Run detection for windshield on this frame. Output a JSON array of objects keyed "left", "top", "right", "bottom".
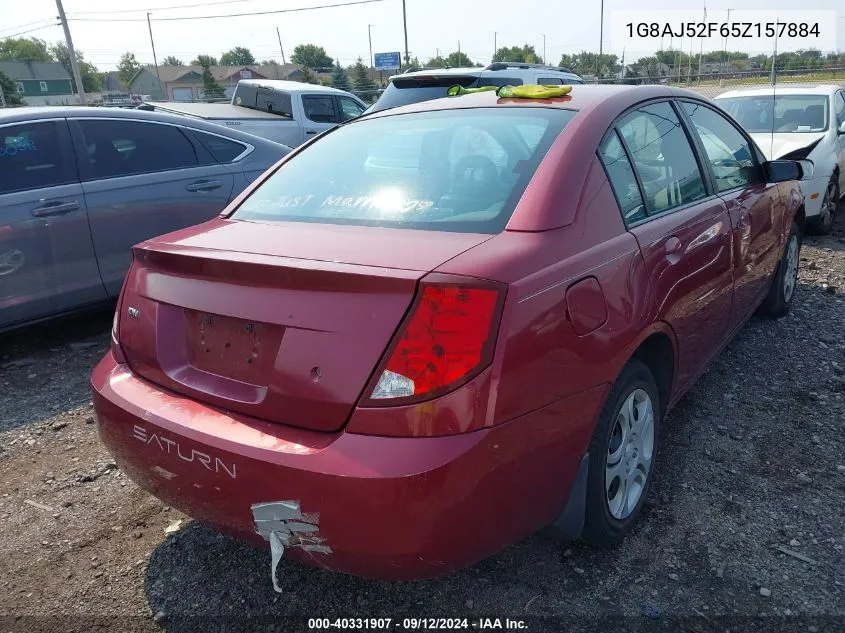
[
  {"left": 234, "top": 108, "right": 575, "bottom": 233},
  {"left": 717, "top": 95, "right": 829, "bottom": 133}
]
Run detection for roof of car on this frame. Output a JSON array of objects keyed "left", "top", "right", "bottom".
[
  {"left": 363, "top": 84, "right": 704, "bottom": 119},
  {"left": 393, "top": 65, "right": 583, "bottom": 80},
  {"left": 236, "top": 79, "right": 355, "bottom": 96},
  {"left": 0, "top": 105, "right": 287, "bottom": 147},
  {"left": 715, "top": 84, "right": 843, "bottom": 99}
]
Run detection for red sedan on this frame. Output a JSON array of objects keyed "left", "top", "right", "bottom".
[{"left": 92, "top": 85, "right": 805, "bottom": 582}]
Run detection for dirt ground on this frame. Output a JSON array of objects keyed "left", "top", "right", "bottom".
[{"left": 2, "top": 215, "right": 845, "bottom": 633}]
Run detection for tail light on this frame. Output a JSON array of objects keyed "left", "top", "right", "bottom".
[
  {"left": 111, "top": 309, "right": 127, "bottom": 364},
  {"left": 365, "top": 274, "right": 505, "bottom": 404}
]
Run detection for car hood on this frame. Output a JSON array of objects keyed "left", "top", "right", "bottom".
[{"left": 750, "top": 132, "right": 827, "bottom": 161}]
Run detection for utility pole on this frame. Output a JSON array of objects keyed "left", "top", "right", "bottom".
[
  {"left": 697, "top": 2, "right": 706, "bottom": 82},
  {"left": 494, "top": 32, "right": 497, "bottom": 60},
  {"left": 368, "top": 24, "right": 373, "bottom": 69},
  {"left": 770, "top": 16, "right": 779, "bottom": 86},
  {"left": 597, "top": 0, "right": 604, "bottom": 77},
  {"left": 147, "top": 13, "right": 161, "bottom": 86},
  {"left": 276, "top": 27, "right": 287, "bottom": 77},
  {"left": 724, "top": 8, "right": 732, "bottom": 71},
  {"left": 55, "top": 0, "right": 85, "bottom": 105},
  {"left": 542, "top": 34, "right": 546, "bottom": 64},
  {"left": 401, "top": 0, "right": 409, "bottom": 65}
]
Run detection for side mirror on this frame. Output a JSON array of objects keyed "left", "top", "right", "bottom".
[
  {"left": 764, "top": 160, "right": 802, "bottom": 183},
  {"left": 839, "top": 120, "right": 845, "bottom": 135},
  {"left": 797, "top": 159, "right": 815, "bottom": 180}
]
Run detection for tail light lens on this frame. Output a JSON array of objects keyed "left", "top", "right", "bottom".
[
  {"left": 366, "top": 275, "right": 505, "bottom": 404},
  {"left": 111, "top": 309, "right": 127, "bottom": 364}
]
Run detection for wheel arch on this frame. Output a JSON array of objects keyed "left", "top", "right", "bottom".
[{"left": 627, "top": 326, "right": 677, "bottom": 417}]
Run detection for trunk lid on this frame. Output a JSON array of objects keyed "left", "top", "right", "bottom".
[{"left": 118, "top": 219, "right": 492, "bottom": 432}]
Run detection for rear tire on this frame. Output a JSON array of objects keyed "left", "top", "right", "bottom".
[
  {"left": 582, "top": 359, "right": 661, "bottom": 547},
  {"left": 761, "top": 222, "right": 801, "bottom": 318}
]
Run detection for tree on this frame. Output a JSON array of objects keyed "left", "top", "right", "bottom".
[
  {"left": 352, "top": 57, "right": 376, "bottom": 95},
  {"left": 220, "top": 47, "right": 255, "bottom": 66},
  {"left": 117, "top": 52, "right": 142, "bottom": 86},
  {"left": 331, "top": 60, "right": 351, "bottom": 92},
  {"left": 199, "top": 58, "right": 225, "bottom": 100},
  {"left": 558, "top": 51, "right": 618, "bottom": 77},
  {"left": 425, "top": 55, "right": 447, "bottom": 68},
  {"left": 51, "top": 42, "right": 102, "bottom": 93},
  {"left": 446, "top": 51, "right": 473, "bottom": 67},
  {"left": 492, "top": 44, "right": 542, "bottom": 65},
  {"left": 190, "top": 55, "right": 217, "bottom": 66},
  {"left": 0, "top": 37, "right": 53, "bottom": 62},
  {"left": 162, "top": 56, "right": 183, "bottom": 66},
  {"left": 298, "top": 67, "right": 319, "bottom": 84},
  {"left": 291, "top": 44, "right": 333, "bottom": 70},
  {"left": 0, "top": 70, "right": 24, "bottom": 105}
]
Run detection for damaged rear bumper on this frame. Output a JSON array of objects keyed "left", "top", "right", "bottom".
[{"left": 91, "top": 351, "right": 604, "bottom": 580}]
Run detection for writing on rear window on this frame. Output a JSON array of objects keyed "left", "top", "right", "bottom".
[{"left": 251, "top": 194, "right": 435, "bottom": 214}]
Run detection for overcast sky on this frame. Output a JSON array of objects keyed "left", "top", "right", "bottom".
[{"left": 2, "top": 0, "right": 844, "bottom": 71}]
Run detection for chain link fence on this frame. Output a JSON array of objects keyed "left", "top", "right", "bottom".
[{"left": 590, "top": 66, "right": 845, "bottom": 99}]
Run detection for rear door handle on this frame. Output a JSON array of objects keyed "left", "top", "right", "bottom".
[
  {"left": 31, "top": 201, "right": 80, "bottom": 217},
  {"left": 186, "top": 180, "right": 223, "bottom": 192}
]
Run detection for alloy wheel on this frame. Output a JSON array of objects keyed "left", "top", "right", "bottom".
[{"left": 783, "top": 233, "right": 799, "bottom": 303}]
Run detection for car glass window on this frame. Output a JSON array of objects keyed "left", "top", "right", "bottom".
[
  {"left": 234, "top": 108, "right": 574, "bottom": 234},
  {"left": 538, "top": 77, "right": 563, "bottom": 85},
  {"left": 618, "top": 102, "right": 707, "bottom": 216},
  {"left": 302, "top": 95, "right": 337, "bottom": 123},
  {"left": 476, "top": 77, "right": 524, "bottom": 88},
  {"left": 836, "top": 91, "right": 845, "bottom": 127},
  {"left": 194, "top": 131, "right": 247, "bottom": 163},
  {"left": 0, "top": 121, "right": 75, "bottom": 194},
  {"left": 681, "top": 101, "right": 760, "bottom": 192},
  {"left": 77, "top": 120, "right": 198, "bottom": 179},
  {"left": 717, "top": 95, "right": 829, "bottom": 133},
  {"left": 598, "top": 131, "right": 647, "bottom": 224},
  {"left": 338, "top": 97, "right": 365, "bottom": 122}
]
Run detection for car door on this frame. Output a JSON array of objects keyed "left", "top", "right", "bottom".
[
  {"left": 836, "top": 91, "right": 845, "bottom": 193},
  {"left": 70, "top": 117, "right": 235, "bottom": 297},
  {"left": 679, "top": 100, "right": 784, "bottom": 330},
  {"left": 0, "top": 119, "right": 105, "bottom": 330},
  {"left": 300, "top": 93, "right": 340, "bottom": 141},
  {"left": 606, "top": 101, "right": 734, "bottom": 390}
]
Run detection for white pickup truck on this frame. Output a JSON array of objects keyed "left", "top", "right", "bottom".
[{"left": 140, "top": 80, "right": 367, "bottom": 147}]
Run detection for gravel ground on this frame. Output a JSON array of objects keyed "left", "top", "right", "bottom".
[{"left": 1, "top": 213, "right": 845, "bottom": 633}]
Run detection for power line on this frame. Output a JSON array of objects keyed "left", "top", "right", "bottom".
[
  {"left": 68, "top": 0, "right": 259, "bottom": 16},
  {"left": 0, "top": 18, "right": 57, "bottom": 34},
  {"left": 0, "top": 23, "right": 60, "bottom": 40},
  {"left": 67, "top": 0, "right": 385, "bottom": 23}
]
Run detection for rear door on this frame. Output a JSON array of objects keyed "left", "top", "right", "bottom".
[
  {"left": 70, "top": 117, "right": 235, "bottom": 297},
  {"left": 300, "top": 93, "right": 340, "bottom": 140},
  {"left": 679, "top": 100, "right": 783, "bottom": 329},
  {"left": 0, "top": 119, "right": 105, "bottom": 329},
  {"left": 604, "top": 100, "right": 734, "bottom": 390}
]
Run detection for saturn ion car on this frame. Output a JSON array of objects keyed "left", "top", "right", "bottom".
[{"left": 92, "top": 84, "right": 805, "bottom": 582}]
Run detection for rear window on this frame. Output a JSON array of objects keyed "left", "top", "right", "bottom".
[
  {"left": 370, "top": 76, "right": 479, "bottom": 112},
  {"left": 234, "top": 108, "right": 574, "bottom": 233}
]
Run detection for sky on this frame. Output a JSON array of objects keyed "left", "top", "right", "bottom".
[{"left": 1, "top": 0, "right": 844, "bottom": 72}]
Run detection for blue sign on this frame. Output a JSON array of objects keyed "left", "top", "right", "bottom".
[{"left": 374, "top": 52, "right": 401, "bottom": 70}]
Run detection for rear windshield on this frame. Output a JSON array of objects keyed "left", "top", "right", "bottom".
[
  {"left": 234, "top": 108, "right": 575, "bottom": 233},
  {"left": 370, "top": 76, "right": 479, "bottom": 112},
  {"left": 717, "top": 95, "right": 829, "bottom": 133}
]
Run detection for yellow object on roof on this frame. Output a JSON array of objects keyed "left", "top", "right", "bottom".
[{"left": 447, "top": 83, "right": 573, "bottom": 99}]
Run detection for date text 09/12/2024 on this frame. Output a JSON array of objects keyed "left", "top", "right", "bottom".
[{"left": 307, "top": 619, "right": 528, "bottom": 630}]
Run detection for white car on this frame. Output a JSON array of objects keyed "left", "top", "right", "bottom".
[{"left": 715, "top": 85, "right": 845, "bottom": 233}]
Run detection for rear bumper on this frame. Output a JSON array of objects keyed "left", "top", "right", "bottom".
[{"left": 92, "top": 351, "right": 605, "bottom": 579}]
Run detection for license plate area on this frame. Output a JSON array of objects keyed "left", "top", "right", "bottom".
[{"left": 184, "top": 310, "right": 282, "bottom": 382}]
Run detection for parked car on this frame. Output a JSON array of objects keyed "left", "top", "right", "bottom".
[
  {"left": 140, "top": 80, "right": 368, "bottom": 147},
  {"left": 92, "top": 85, "right": 805, "bottom": 584},
  {"left": 366, "top": 62, "right": 585, "bottom": 114},
  {"left": 0, "top": 106, "right": 290, "bottom": 333},
  {"left": 715, "top": 85, "right": 845, "bottom": 233}
]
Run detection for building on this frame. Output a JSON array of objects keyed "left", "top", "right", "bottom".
[
  {"left": 0, "top": 61, "right": 74, "bottom": 105},
  {"left": 127, "top": 64, "right": 304, "bottom": 102}
]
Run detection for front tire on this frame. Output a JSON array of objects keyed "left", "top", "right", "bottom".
[
  {"left": 761, "top": 221, "right": 801, "bottom": 318},
  {"left": 582, "top": 359, "right": 660, "bottom": 547},
  {"left": 809, "top": 177, "right": 838, "bottom": 235}
]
